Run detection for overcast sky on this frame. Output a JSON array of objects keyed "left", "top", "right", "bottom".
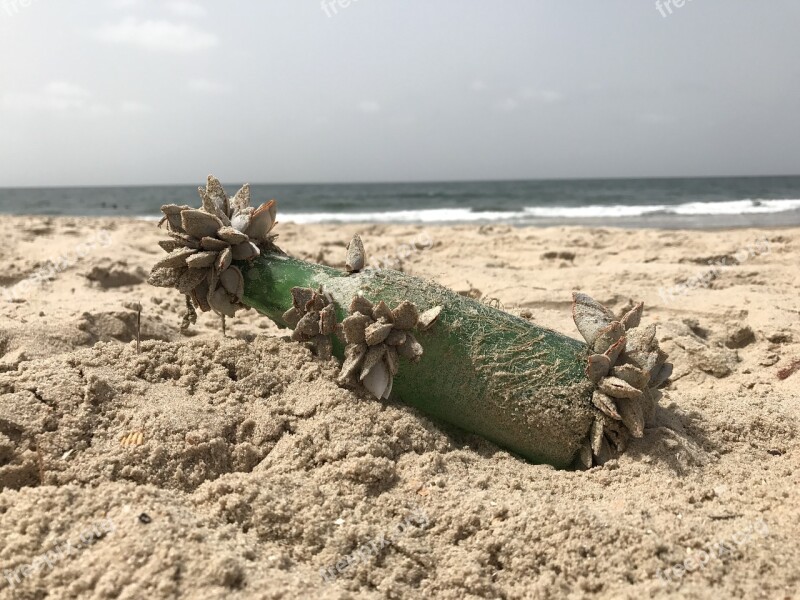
[{"left": 0, "top": 1, "right": 798, "bottom": 187}]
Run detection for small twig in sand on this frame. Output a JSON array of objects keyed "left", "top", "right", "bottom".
[
  {"left": 123, "top": 301, "right": 143, "bottom": 353},
  {"left": 136, "top": 305, "right": 141, "bottom": 352}
]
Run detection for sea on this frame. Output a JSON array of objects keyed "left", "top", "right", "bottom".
[{"left": 1, "top": 176, "right": 800, "bottom": 229}]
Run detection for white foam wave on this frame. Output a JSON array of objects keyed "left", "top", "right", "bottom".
[
  {"left": 281, "top": 208, "right": 518, "bottom": 224},
  {"left": 522, "top": 204, "right": 666, "bottom": 218},
  {"left": 280, "top": 198, "right": 800, "bottom": 224},
  {"left": 670, "top": 199, "right": 800, "bottom": 215},
  {"left": 138, "top": 198, "right": 800, "bottom": 225}
]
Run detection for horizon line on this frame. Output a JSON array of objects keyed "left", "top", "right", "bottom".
[{"left": 1, "top": 173, "right": 800, "bottom": 190}]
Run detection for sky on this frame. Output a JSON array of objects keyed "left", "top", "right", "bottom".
[{"left": 0, "top": 0, "right": 798, "bottom": 187}]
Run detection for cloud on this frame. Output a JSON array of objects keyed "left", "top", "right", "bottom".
[
  {"left": 188, "top": 78, "right": 230, "bottom": 94},
  {"left": 165, "top": 1, "right": 207, "bottom": 18},
  {"left": 470, "top": 79, "right": 487, "bottom": 93},
  {"left": 120, "top": 100, "right": 152, "bottom": 113},
  {"left": 108, "top": 0, "right": 207, "bottom": 19},
  {"left": 2, "top": 81, "right": 93, "bottom": 111},
  {"left": 494, "top": 98, "right": 519, "bottom": 112},
  {"left": 87, "top": 104, "right": 114, "bottom": 116},
  {"left": 357, "top": 100, "right": 381, "bottom": 114},
  {"left": 494, "top": 88, "right": 563, "bottom": 112},
  {"left": 520, "top": 88, "right": 562, "bottom": 104},
  {"left": 43, "top": 82, "right": 91, "bottom": 100},
  {"left": 94, "top": 17, "right": 218, "bottom": 53},
  {"left": 0, "top": 82, "right": 149, "bottom": 116},
  {"left": 110, "top": 0, "right": 140, "bottom": 9}
]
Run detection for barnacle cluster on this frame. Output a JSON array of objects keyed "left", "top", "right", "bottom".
[
  {"left": 149, "top": 176, "right": 277, "bottom": 317},
  {"left": 336, "top": 296, "right": 442, "bottom": 399},
  {"left": 283, "top": 287, "right": 338, "bottom": 360},
  {"left": 572, "top": 293, "right": 672, "bottom": 467}
]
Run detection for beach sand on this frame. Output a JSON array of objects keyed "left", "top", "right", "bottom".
[{"left": 0, "top": 216, "right": 798, "bottom": 599}]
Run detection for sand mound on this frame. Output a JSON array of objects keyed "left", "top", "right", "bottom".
[
  {"left": 1, "top": 334, "right": 796, "bottom": 599},
  {"left": 83, "top": 261, "right": 148, "bottom": 289}
]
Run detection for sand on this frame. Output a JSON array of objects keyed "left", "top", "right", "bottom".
[{"left": 0, "top": 215, "right": 798, "bottom": 599}]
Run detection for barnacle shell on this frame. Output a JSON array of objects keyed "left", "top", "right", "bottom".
[
  {"left": 391, "top": 302, "right": 419, "bottom": 330},
  {"left": 592, "top": 390, "right": 622, "bottom": 421},
  {"left": 612, "top": 364, "right": 649, "bottom": 389},
  {"left": 345, "top": 233, "right": 367, "bottom": 273},
  {"left": 592, "top": 321, "right": 625, "bottom": 354},
  {"left": 319, "top": 304, "right": 337, "bottom": 336},
  {"left": 590, "top": 420, "right": 613, "bottom": 464},
  {"left": 365, "top": 321, "right": 393, "bottom": 345},
  {"left": 651, "top": 362, "right": 673, "bottom": 388},
  {"left": 120, "top": 430, "right": 144, "bottom": 447},
  {"left": 578, "top": 439, "right": 593, "bottom": 470},
  {"left": 149, "top": 176, "right": 278, "bottom": 317},
  {"left": 572, "top": 293, "right": 615, "bottom": 346},
  {"left": 364, "top": 362, "right": 392, "bottom": 400},
  {"left": 586, "top": 354, "right": 611, "bottom": 383},
  {"left": 154, "top": 247, "right": 197, "bottom": 269},
  {"left": 616, "top": 398, "right": 644, "bottom": 439},
  {"left": 336, "top": 294, "right": 441, "bottom": 399},
  {"left": 620, "top": 302, "right": 644, "bottom": 330},
  {"left": 397, "top": 335, "right": 424, "bottom": 363},
  {"left": 572, "top": 293, "right": 673, "bottom": 467},
  {"left": 349, "top": 295, "right": 374, "bottom": 316},
  {"left": 598, "top": 376, "right": 643, "bottom": 401},
  {"left": 340, "top": 342, "right": 367, "bottom": 382},
  {"left": 604, "top": 336, "right": 626, "bottom": 365},
  {"left": 342, "top": 313, "right": 371, "bottom": 343},
  {"left": 417, "top": 306, "right": 442, "bottom": 331}
]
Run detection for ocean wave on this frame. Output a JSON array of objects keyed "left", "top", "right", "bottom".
[
  {"left": 669, "top": 199, "right": 800, "bottom": 215},
  {"left": 522, "top": 204, "right": 665, "bottom": 218},
  {"left": 279, "top": 198, "right": 800, "bottom": 224},
  {"left": 281, "top": 208, "right": 519, "bottom": 224},
  {"left": 138, "top": 199, "right": 800, "bottom": 225}
]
